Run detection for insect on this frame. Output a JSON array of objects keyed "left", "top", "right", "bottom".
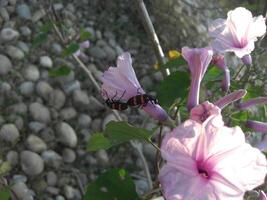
[
  {"left": 127, "top": 88, "right": 159, "bottom": 107},
  {"left": 102, "top": 90, "right": 128, "bottom": 111}
]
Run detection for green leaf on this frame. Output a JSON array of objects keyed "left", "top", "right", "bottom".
[
  {"left": 0, "top": 187, "right": 10, "bottom": 200},
  {"left": 87, "top": 133, "right": 112, "bottom": 151},
  {"left": 48, "top": 66, "right": 71, "bottom": 77},
  {"left": 157, "top": 71, "right": 190, "bottom": 108},
  {"left": 62, "top": 42, "right": 80, "bottom": 56},
  {"left": 84, "top": 169, "right": 141, "bottom": 200},
  {"left": 203, "top": 66, "right": 223, "bottom": 82},
  {"left": 161, "top": 57, "right": 187, "bottom": 69},
  {"left": 243, "top": 84, "right": 263, "bottom": 100},
  {"left": 40, "top": 22, "right": 53, "bottom": 33},
  {"left": 87, "top": 121, "right": 154, "bottom": 152},
  {"left": 32, "top": 32, "right": 48, "bottom": 48},
  {"left": 80, "top": 28, "right": 93, "bottom": 41}
]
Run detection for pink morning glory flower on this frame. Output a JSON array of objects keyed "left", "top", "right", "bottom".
[
  {"left": 260, "top": 190, "right": 267, "bottom": 200},
  {"left": 211, "top": 54, "right": 230, "bottom": 91},
  {"left": 159, "top": 111, "right": 267, "bottom": 200},
  {"left": 209, "top": 7, "right": 266, "bottom": 65},
  {"left": 238, "top": 97, "right": 267, "bottom": 110},
  {"left": 182, "top": 46, "right": 213, "bottom": 110},
  {"left": 101, "top": 52, "right": 168, "bottom": 121}
]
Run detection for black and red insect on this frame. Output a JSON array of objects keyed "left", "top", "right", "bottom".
[
  {"left": 102, "top": 90, "right": 128, "bottom": 111},
  {"left": 127, "top": 89, "right": 159, "bottom": 107}
]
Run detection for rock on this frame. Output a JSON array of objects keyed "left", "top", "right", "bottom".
[
  {"left": 78, "top": 114, "right": 92, "bottom": 128},
  {"left": 89, "top": 46, "right": 107, "bottom": 59},
  {"left": 0, "top": 54, "right": 12, "bottom": 75},
  {"left": 143, "top": 143, "right": 157, "bottom": 161},
  {"left": 0, "top": 27, "right": 19, "bottom": 42},
  {"left": 52, "top": 43, "right": 62, "bottom": 55},
  {"left": 29, "top": 102, "right": 51, "bottom": 123},
  {"left": 6, "top": 45, "right": 24, "bottom": 60},
  {"left": 73, "top": 90, "right": 89, "bottom": 107},
  {"left": 64, "top": 185, "right": 75, "bottom": 199},
  {"left": 7, "top": 103, "right": 27, "bottom": 115},
  {"left": 23, "top": 65, "right": 40, "bottom": 81},
  {"left": 0, "top": 123, "right": 19, "bottom": 143},
  {"left": 56, "top": 122, "right": 77, "bottom": 147},
  {"left": 88, "top": 96, "right": 105, "bottom": 111},
  {"left": 13, "top": 174, "right": 27, "bottom": 183},
  {"left": 62, "top": 80, "right": 80, "bottom": 93},
  {"left": 0, "top": 7, "right": 9, "bottom": 21},
  {"left": 36, "top": 81, "right": 53, "bottom": 100},
  {"left": 46, "top": 186, "right": 60, "bottom": 195},
  {"left": 20, "top": 150, "right": 44, "bottom": 176},
  {"left": 62, "top": 148, "right": 76, "bottom": 163},
  {"left": 41, "top": 150, "right": 62, "bottom": 168},
  {"left": 11, "top": 182, "right": 33, "bottom": 200},
  {"left": 96, "top": 150, "right": 109, "bottom": 166},
  {"left": 102, "top": 113, "right": 117, "bottom": 130},
  {"left": 28, "top": 121, "right": 46, "bottom": 133},
  {"left": 6, "top": 150, "right": 18, "bottom": 167},
  {"left": 103, "top": 45, "right": 116, "bottom": 61},
  {"left": 39, "top": 56, "right": 53, "bottom": 68},
  {"left": 46, "top": 171, "right": 57, "bottom": 186},
  {"left": 17, "top": 41, "right": 29, "bottom": 53},
  {"left": 59, "top": 107, "right": 77, "bottom": 120},
  {"left": 91, "top": 118, "right": 102, "bottom": 131},
  {"left": 20, "top": 26, "right": 31, "bottom": 36},
  {"left": 48, "top": 89, "right": 66, "bottom": 109},
  {"left": 26, "top": 135, "right": 47, "bottom": 153},
  {"left": 16, "top": 4, "right": 31, "bottom": 19},
  {"left": 19, "top": 81, "right": 34, "bottom": 96},
  {"left": 135, "top": 179, "right": 149, "bottom": 195},
  {"left": 56, "top": 195, "right": 65, "bottom": 200},
  {"left": 32, "top": 9, "right": 45, "bottom": 22},
  {"left": 40, "top": 127, "right": 55, "bottom": 142}
]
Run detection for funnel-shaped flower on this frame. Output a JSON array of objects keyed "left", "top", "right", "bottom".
[
  {"left": 101, "top": 52, "right": 168, "bottom": 121},
  {"left": 246, "top": 120, "right": 267, "bottom": 134},
  {"left": 159, "top": 114, "right": 267, "bottom": 200},
  {"left": 182, "top": 46, "right": 213, "bottom": 110},
  {"left": 211, "top": 54, "right": 230, "bottom": 91},
  {"left": 209, "top": 7, "right": 266, "bottom": 64},
  {"left": 260, "top": 190, "right": 267, "bottom": 200},
  {"left": 238, "top": 97, "right": 267, "bottom": 110}
]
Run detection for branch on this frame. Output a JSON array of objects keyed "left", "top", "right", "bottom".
[{"left": 135, "top": 0, "right": 170, "bottom": 76}]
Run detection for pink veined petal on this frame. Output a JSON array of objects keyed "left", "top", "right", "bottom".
[
  {"left": 209, "top": 18, "right": 227, "bottom": 37},
  {"left": 142, "top": 102, "right": 168, "bottom": 121},
  {"left": 159, "top": 164, "right": 218, "bottom": 200},
  {"left": 247, "top": 16, "right": 266, "bottom": 41}
]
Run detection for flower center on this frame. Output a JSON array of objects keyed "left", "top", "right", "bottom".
[{"left": 198, "top": 167, "right": 209, "bottom": 179}]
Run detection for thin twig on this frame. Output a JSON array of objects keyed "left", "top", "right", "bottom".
[
  {"left": 135, "top": 0, "right": 170, "bottom": 76},
  {"left": 155, "top": 125, "right": 163, "bottom": 175}
]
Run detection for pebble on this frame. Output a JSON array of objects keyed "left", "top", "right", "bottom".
[
  {"left": 0, "top": 27, "right": 19, "bottom": 42},
  {"left": 6, "top": 150, "right": 18, "bottom": 167},
  {"left": 0, "top": 82, "right": 11, "bottom": 93},
  {"left": 40, "top": 127, "right": 55, "bottom": 142},
  {"left": 63, "top": 185, "right": 76, "bottom": 199},
  {"left": 6, "top": 45, "right": 25, "bottom": 60},
  {"left": 88, "top": 96, "right": 105, "bottom": 111},
  {"left": 96, "top": 149, "right": 109, "bottom": 166},
  {"left": 40, "top": 56, "right": 53, "bottom": 68},
  {"left": 0, "top": 7, "right": 9, "bottom": 21},
  {"left": 89, "top": 46, "right": 107, "bottom": 59},
  {"left": 0, "top": 54, "right": 12, "bottom": 75},
  {"left": 17, "top": 41, "right": 29, "bottom": 53},
  {"left": 73, "top": 90, "right": 89, "bottom": 107},
  {"left": 56, "top": 122, "right": 77, "bottom": 147},
  {"left": 52, "top": 43, "right": 62, "bottom": 55},
  {"left": 11, "top": 182, "right": 33, "bottom": 200},
  {"left": 48, "top": 89, "right": 66, "bottom": 109},
  {"left": 20, "top": 150, "right": 44, "bottom": 176},
  {"left": 13, "top": 174, "right": 28, "bottom": 183},
  {"left": 102, "top": 113, "right": 117, "bottom": 130},
  {"left": 62, "top": 80, "right": 80, "bottom": 93},
  {"left": 16, "top": 4, "right": 31, "bottom": 19},
  {"left": 78, "top": 114, "right": 92, "bottom": 128},
  {"left": 20, "top": 26, "right": 31, "bottom": 36},
  {"left": 62, "top": 148, "right": 76, "bottom": 163},
  {"left": 32, "top": 9, "right": 45, "bottom": 22},
  {"left": 28, "top": 121, "right": 45, "bottom": 133},
  {"left": 46, "top": 186, "right": 60, "bottom": 195},
  {"left": 46, "top": 171, "right": 57, "bottom": 186},
  {"left": 19, "top": 81, "right": 34, "bottom": 96},
  {"left": 41, "top": 150, "right": 62, "bottom": 168},
  {"left": 59, "top": 107, "right": 77, "bottom": 120},
  {"left": 56, "top": 195, "right": 65, "bottom": 200},
  {"left": 0, "top": 123, "right": 20, "bottom": 143},
  {"left": 29, "top": 102, "right": 51, "bottom": 123},
  {"left": 103, "top": 45, "right": 116, "bottom": 61},
  {"left": 26, "top": 134, "right": 47, "bottom": 153},
  {"left": 23, "top": 65, "right": 40, "bottom": 81},
  {"left": 36, "top": 81, "right": 53, "bottom": 100},
  {"left": 7, "top": 103, "right": 27, "bottom": 115}
]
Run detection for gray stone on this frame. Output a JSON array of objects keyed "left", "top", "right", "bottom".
[
  {"left": 0, "top": 82, "right": 11, "bottom": 93},
  {"left": 11, "top": 182, "right": 33, "bottom": 200},
  {"left": 103, "top": 45, "right": 116, "bottom": 61},
  {"left": 29, "top": 102, "right": 51, "bottom": 123},
  {"left": 135, "top": 179, "right": 149, "bottom": 195},
  {"left": 56, "top": 122, "right": 77, "bottom": 147},
  {"left": 46, "top": 186, "right": 60, "bottom": 195},
  {"left": 0, "top": 123, "right": 19, "bottom": 143},
  {"left": 39, "top": 56, "right": 53, "bottom": 68},
  {"left": 62, "top": 80, "right": 80, "bottom": 93},
  {"left": 36, "top": 81, "right": 53, "bottom": 100},
  {"left": 73, "top": 90, "right": 89, "bottom": 107},
  {"left": 88, "top": 96, "right": 105, "bottom": 111},
  {"left": 89, "top": 46, "right": 107, "bottom": 59},
  {"left": 28, "top": 121, "right": 45, "bottom": 133},
  {"left": 46, "top": 171, "right": 57, "bottom": 186},
  {"left": 48, "top": 89, "right": 66, "bottom": 109},
  {"left": 0, "top": 27, "right": 19, "bottom": 42},
  {"left": 102, "top": 113, "right": 117, "bottom": 130},
  {"left": 20, "top": 150, "right": 44, "bottom": 176},
  {"left": 26, "top": 135, "right": 47, "bottom": 153},
  {"left": 6, "top": 45, "right": 24, "bottom": 60},
  {"left": 64, "top": 185, "right": 75, "bottom": 199},
  {"left": 41, "top": 150, "right": 62, "bottom": 168},
  {"left": 6, "top": 151, "right": 18, "bottom": 167},
  {"left": 20, "top": 26, "right": 31, "bottom": 36},
  {"left": 56, "top": 195, "right": 65, "bottom": 200},
  {"left": 19, "top": 81, "right": 34, "bottom": 96},
  {"left": 62, "top": 148, "right": 76, "bottom": 163},
  {"left": 52, "top": 43, "right": 62, "bottom": 55},
  {"left": 0, "top": 7, "right": 9, "bottom": 21},
  {"left": 17, "top": 41, "right": 29, "bottom": 53},
  {"left": 96, "top": 150, "right": 109, "bottom": 166},
  {"left": 78, "top": 114, "right": 92, "bottom": 128},
  {"left": 0, "top": 54, "right": 12, "bottom": 75},
  {"left": 23, "top": 65, "right": 40, "bottom": 81},
  {"left": 60, "top": 107, "right": 77, "bottom": 120},
  {"left": 7, "top": 103, "right": 27, "bottom": 115},
  {"left": 16, "top": 4, "right": 31, "bottom": 19},
  {"left": 32, "top": 9, "right": 45, "bottom": 22},
  {"left": 13, "top": 174, "right": 27, "bottom": 183}
]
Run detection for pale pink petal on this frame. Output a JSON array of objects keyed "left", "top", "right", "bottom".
[
  {"left": 259, "top": 190, "right": 267, "bottom": 200},
  {"left": 142, "top": 103, "right": 168, "bottom": 121},
  {"left": 247, "top": 16, "right": 266, "bottom": 40},
  {"left": 209, "top": 18, "right": 227, "bottom": 38}
]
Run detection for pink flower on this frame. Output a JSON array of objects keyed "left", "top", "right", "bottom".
[
  {"left": 182, "top": 46, "right": 213, "bottom": 110},
  {"left": 260, "top": 190, "right": 267, "bottom": 200},
  {"left": 238, "top": 97, "right": 267, "bottom": 110},
  {"left": 73, "top": 40, "right": 90, "bottom": 60},
  {"left": 209, "top": 7, "right": 266, "bottom": 64},
  {"left": 159, "top": 114, "right": 267, "bottom": 200},
  {"left": 101, "top": 52, "right": 168, "bottom": 121},
  {"left": 211, "top": 54, "right": 230, "bottom": 91}
]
